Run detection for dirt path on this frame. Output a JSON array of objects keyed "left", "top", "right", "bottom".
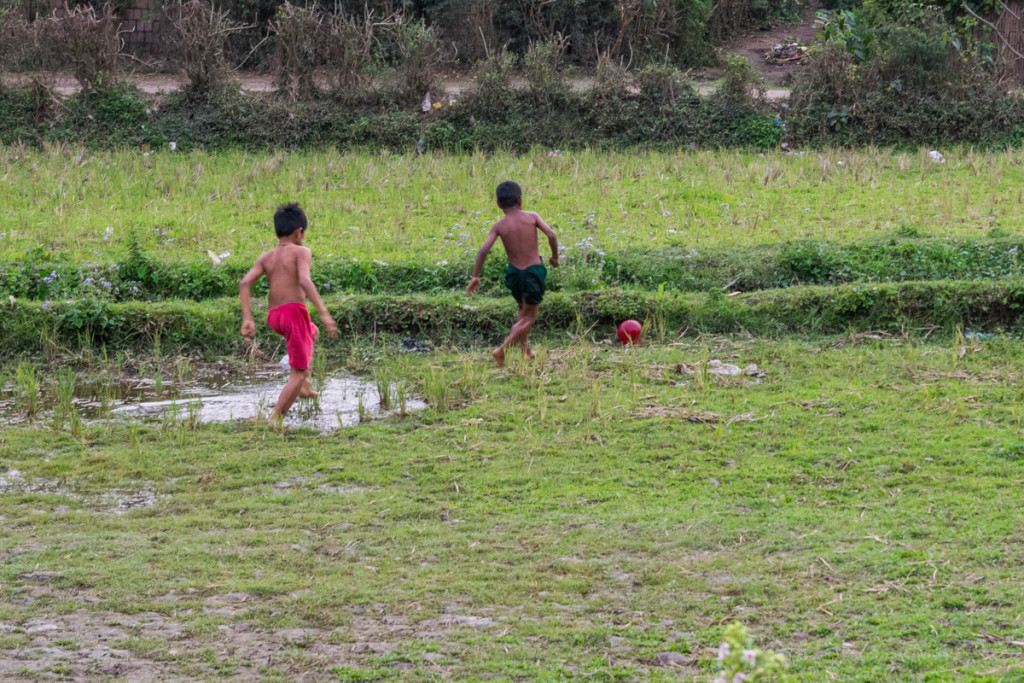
[
  {"left": 11, "top": 71, "right": 794, "bottom": 101},
  {"left": 716, "top": 0, "right": 822, "bottom": 86}
]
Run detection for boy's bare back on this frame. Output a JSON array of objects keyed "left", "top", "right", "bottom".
[
  {"left": 466, "top": 184, "right": 559, "bottom": 299},
  {"left": 239, "top": 209, "right": 337, "bottom": 343},
  {"left": 492, "top": 210, "right": 553, "bottom": 269},
  {"left": 466, "top": 181, "right": 559, "bottom": 367},
  {"left": 257, "top": 243, "right": 311, "bottom": 309}
]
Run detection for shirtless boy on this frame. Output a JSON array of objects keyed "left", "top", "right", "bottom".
[
  {"left": 466, "top": 181, "right": 559, "bottom": 367},
  {"left": 239, "top": 203, "right": 339, "bottom": 422}
]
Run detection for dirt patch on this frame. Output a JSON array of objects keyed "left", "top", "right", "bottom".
[
  {"left": 709, "top": 0, "right": 823, "bottom": 87},
  {"left": 0, "top": 470, "right": 158, "bottom": 514},
  {"left": 0, "top": 591, "right": 466, "bottom": 681}
]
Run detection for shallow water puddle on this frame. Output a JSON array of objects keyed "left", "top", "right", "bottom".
[
  {"left": 115, "top": 375, "right": 425, "bottom": 431},
  {"left": 2, "top": 367, "right": 425, "bottom": 432}
]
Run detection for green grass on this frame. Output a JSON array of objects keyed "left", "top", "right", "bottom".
[
  {"left": 2, "top": 145, "right": 1023, "bottom": 267},
  {"left": 2, "top": 336, "right": 1024, "bottom": 680},
  {"left": 3, "top": 144, "right": 1024, "bottom": 680}
]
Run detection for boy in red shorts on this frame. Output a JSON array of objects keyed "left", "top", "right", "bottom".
[{"left": 239, "top": 203, "right": 338, "bottom": 423}]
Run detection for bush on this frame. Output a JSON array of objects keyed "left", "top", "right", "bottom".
[
  {"left": 0, "top": 87, "right": 45, "bottom": 142},
  {"left": 271, "top": 2, "right": 322, "bottom": 103},
  {"left": 41, "top": 85, "right": 148, "bottom": 147},
  {"left": 202, "top": 0, "right": 751, "bottom": 69},
  {"left": 704, "top": 55, "right": 781, "bottom": 148},
  {"left": 777, "top": 242, "right": 844, "bottom": 285},
  {"left": 48, "top": 3, "right": 124, "bottom": 96},
  {"left": 708, "top": 0, "right": 803, "bottom": 40},
  {"left": 164, "top": 0, "right": 241, "bottom": 102},
  {"left": 323, "top": 10, "right": 376, "bottom": 104},
  {"left": 523, "top": 33, "right": 571, "bottom": 105},
  {"left": 787, "top": 5, "right": 1024, "bottom": 146},
  {"left": 0, "top": 10, "right": 50, "bottom": 72},
  {"left": 465, "top": 49, "right": 520, "bottom": 123},
  {"left": 380, "top": 14, "right": 446, "bottom": 106}
]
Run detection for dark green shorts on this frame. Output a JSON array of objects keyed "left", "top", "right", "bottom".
[{"left": 504, "top": 263, "right": 547, "bottom": 306}]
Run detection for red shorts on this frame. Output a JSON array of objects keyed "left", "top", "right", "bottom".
[{"left": 267, "top": 302, "right": 318, "bottom": 371}]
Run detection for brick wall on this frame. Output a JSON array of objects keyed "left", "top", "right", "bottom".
[
  {"left": 42, "top": 0, "right": 168, "bottom": 51},
  {"left": 122, "top": 0, "right": 167, "bottom": 51}
]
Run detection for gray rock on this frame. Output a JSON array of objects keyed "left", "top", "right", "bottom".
[
  {"left": 450, "top": 615, "right": 493, "bottom": 628},
  {"left": 350, "top": 642, "right": 396, "bottom": 654},
  {"left": 275, "top": 629, "right": 310, "bottom": 643},
  {"left": 655, "top": 652, "right": 690, "bottom": 667}
]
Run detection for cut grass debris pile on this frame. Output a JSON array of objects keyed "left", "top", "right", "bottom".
[
  {"left": 2, "top": 337, "right": 1024, "bottom": 680},
  {"left": 5, "top": 280, "right": 1024, "bottom": 357}
]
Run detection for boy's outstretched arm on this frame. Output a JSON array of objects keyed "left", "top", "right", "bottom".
[
  {"left": 537, "top": 215, "right": 560, "bottom": 267},
  {"left": 297, "top": 248, "right": 339, "bottom": 338},
  {"left": 467, "top": 225, "right": 499, "bottom": 296},
  {"left": 239, "top": 260, "right": 264, "bottom": 339}
]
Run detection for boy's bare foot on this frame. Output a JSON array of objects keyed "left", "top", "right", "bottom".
[
  {"left": 297, "top": 379, "right": 318, "bottom": 399},
  {"left": 492, "top": 347, "right": 506, "bottom": 368},
  {"left": 523, "top": 348, "right": 536, "bottom": 360}
]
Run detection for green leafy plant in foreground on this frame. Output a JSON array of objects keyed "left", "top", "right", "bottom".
[{"left": 714, "top": 623, "right": 792, "bottom": 682}]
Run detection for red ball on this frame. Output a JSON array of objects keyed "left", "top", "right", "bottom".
[{"left": 617, "top": 319, "right": 643, "bottom": 345}]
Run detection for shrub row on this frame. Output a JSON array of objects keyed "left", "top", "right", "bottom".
[
  {"left": 4, "top": 280, "right": 1023, "bottom": 357},
  {"left": 5, "top": 239, "right": 1023, "bottom": 303},
  {"left": 2, "top": 72, "right": 1020, "bottom": 152},
  {"left": 6, "top": 3, "right": 1023, "bottom": 149},
  {"left": 0, "top": 62, "right": 783, "bottom": 152},
  {"left": 8, "top": 0, "right": 801, "bottom": 71},
  {"left": 785, "top": 4, "right": 1024, "bottom": 147}
]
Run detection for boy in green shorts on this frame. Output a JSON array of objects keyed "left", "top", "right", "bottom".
[{"left": 466, "top": 181, "right": 560, "bottom": 367}]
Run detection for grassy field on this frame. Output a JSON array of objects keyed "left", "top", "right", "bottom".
[
  {"left": 3, "top": 145, "right": 1024, "bottom": 681},
  {"left": 3, "top": 336, "right": 1024, "bottom": 681},
  {"left": 2, "top": 146, "right": 1023, "bottom": 267}
]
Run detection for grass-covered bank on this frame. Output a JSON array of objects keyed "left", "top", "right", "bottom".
[
  {"left": 5, "top": 280, "right": 1024, "bottom": 358},
  {"left": 3, "top": 338, "right": 1024, "bottom": 680},
  {"left": 7, "top": 238, "right": 1024, "bottom": 302}
]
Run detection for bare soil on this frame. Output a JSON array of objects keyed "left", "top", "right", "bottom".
[
  {"left": 0, "top": 586, "right": 476, "bottom": 681},
  {"left": 713, "top": 0, "right": 823, "bottom": 87}
]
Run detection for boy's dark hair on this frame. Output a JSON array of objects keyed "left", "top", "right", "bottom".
[
  {"left": 496, "top": 181, "right": 522, "bottom": 209},
  {"left": 274, "top": 203, "right": 308, "bottom": 238}
]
